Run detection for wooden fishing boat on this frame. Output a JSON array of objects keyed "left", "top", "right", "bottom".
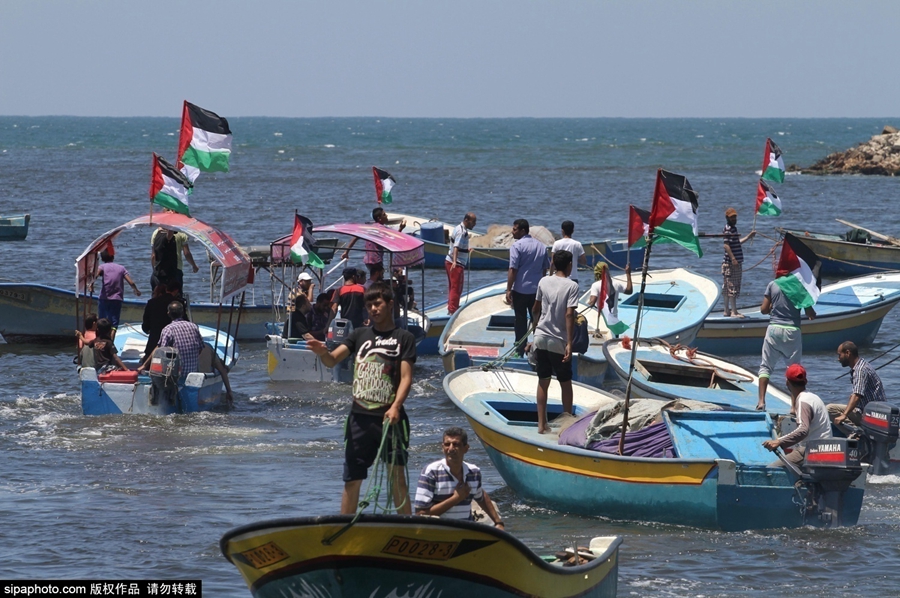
[
  {"left": 418, "top": 280, "right": 510, "bottom": 355},
  {"left": 439, "top": 269, "right": 720, "bottom": 388},
  {"left": 221, "top": 515, "right": 622, "bottom": 598},
  {"left": 76, "top": 212, "right": 252, "bottom": 415},
  {"left": 0, "top": 213, "right": 30, "bottom": 240},
  {"left": 780, "top": 226, "right": 900, "bottom": 278},
  {"left": 266, "top": 222, "right": 428, "bottom": 382},
  {"left": 385, "top": 211, "right": 642, "bottom": 271},
  {"left": 695, "top": 271, "right": 900, "bottom": 355},
  {"left": 445, "top": 366, "right": 867, "bottom": 531},
  {"left": 602, "top": 337, "right": 793, "bottom": 413},
  {"left": 80, "top": 322, "right": 238, "bottom": 415},
  {"left": 0, "top": 283, "right": 271, "bottom": 343}
]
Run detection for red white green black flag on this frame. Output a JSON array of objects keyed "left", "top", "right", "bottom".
[
  {"left": 150, "top": 153, "right": 193, "bottom": 216},
  {"left": 178, "top": 101, "right": 232, "bottom": 183},
  {"left": 775, "top": 233, "right": 821, "bottom": 309},
  {"left": 761, "top": 138, "right": 785, "bottom": 183},
  {"left": 373, "top": 167, "right": 396, "bottom": 204},
  {"left": 598, "top": 269, "right": 629, "bottom": 336},
  {"left": 649, "top": 169, "right": 702, "bottom": 257},
  {"left": 290, "top": 214, "right": 325, "bottom": 269},
  {"left": 756, "top": 179, "right": 783, "bottom": 216}
]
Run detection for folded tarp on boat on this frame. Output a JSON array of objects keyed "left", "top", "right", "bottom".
[{"left": 559, "top": 414, "right": 675, "bottom": 458}]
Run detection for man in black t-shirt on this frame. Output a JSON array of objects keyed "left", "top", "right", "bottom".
[{"left": 309, "top": 281, "right": 417, "bottom": 515}]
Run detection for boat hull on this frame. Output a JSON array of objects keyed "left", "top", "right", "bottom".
[
  {"left": 0, "top": 284, "right": 271, "bottom": 343},
  {"left": 221, "top": 515, "right": 621, "bottom": 598},
  {"left": 80, "top": 368, "right": 229, "bottom": 415},
  {"left": 421, "top": 238, "right": 643, "bottom": 270},
  {"left": 445, "top": 367, "right": 865, "bottom": 531},
  {"left": 783, "top": 229, "right": 900, "bottom": 277},
  {"left": 0, "top": 214, "right": 30, "bottom": 240},
  {"left": 266, "top": 335, "right": 353, "bottom": 383}
]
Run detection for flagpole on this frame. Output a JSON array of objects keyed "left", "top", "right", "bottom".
[
  {"left": 618, "top": 234, "right": 653, "bottom": 456},
  {"left": 749, "top": 210, "right": 758, "bottom": 248}
]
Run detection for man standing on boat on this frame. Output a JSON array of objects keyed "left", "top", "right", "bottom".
[
  {"left": 151, "top": 223, "right": 200, "bottom": 291},
  {"left": 756, "top": 276, "right": 816, "bottom": 411},
  {"left": 415, "top": 426, "right": 504, "bottom": 527},
  {"left": 308, "top": 282, "right": 416, "bottom": 516},
  {"left": 532, "top": 250, "right": 580, "bottom": 434},
  {"left": 722, "top": 208, "right": 755, "bottom": 317},
  {"left": 827, "top": 341, "right": 886, "bottom": 428},
  {"left": 330, "top": 268, "right": 367, "bottom": 328},
  {"left": 340, "top": 207, "right": 406, "bottom": 274},
  {"left": 763, "top": 364, "right": 831, "bottom": 467},
  {"left": 505, "top": 219, "right": 551, "bottom": 357},
  {"left": 445, "top": 212, "right": 476, "bottom": 315},
  {"left": 550, "top": 221, "right": 586, "bottom": 286}
]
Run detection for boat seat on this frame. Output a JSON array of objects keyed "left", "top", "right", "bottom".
[
  {"left": 449, "top": 339, "right": 506, "bottom": 348},
  {"left": 120, "top": 337, "right": 147, "bottom": 361}
]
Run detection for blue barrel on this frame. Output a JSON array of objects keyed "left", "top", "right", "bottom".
[{"left": 419, "top": 222, "right": 446, "bottom": 244}]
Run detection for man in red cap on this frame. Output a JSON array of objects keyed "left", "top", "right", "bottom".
[{"left": 762, "top": 364, "right": 831, "bottom": 467}]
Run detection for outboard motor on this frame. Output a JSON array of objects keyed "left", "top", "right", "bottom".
[
  {"left": 149, "top": 346, "right": 181, "bottom": 407},
  {"left": 856, "top": 401, "right": 900, "bottom": 475},
  {"left": 800, "top": 438, "right": 863, "bottom": 526},
  {"left": 326, "top": 319, "right": 354, "bottom": 383}
]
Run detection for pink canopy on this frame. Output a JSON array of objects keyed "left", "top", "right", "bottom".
[
  {"left": 76, "top": 212, "right": 253, "bottom": 302},
  {"left": 272, "top": 223, "right": 425, "bottom": 268}
]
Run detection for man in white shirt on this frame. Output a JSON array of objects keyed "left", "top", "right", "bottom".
[
  {"left": 550, "top": 221, "right": 586, "bottom": 286},
  {"left": 762, "top": 364, "right": 831, "bottom": 467},
  {"left": 445, "top": 212, "right": 476, "bottom": 314}
]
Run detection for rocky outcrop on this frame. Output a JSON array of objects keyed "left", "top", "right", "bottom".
[
  {"left": 803, "top": 126, "right": 900, "bottom": 175},
  {"left": 469, "top": 224, "right": 557, "bottom": 248}
]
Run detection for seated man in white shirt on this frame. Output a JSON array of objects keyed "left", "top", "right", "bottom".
[
  {"left": 762, "top": 364, "right": 832, "bottom": 467},
  {"left": 414, "top": 427, "right": 504, "bottom": 528}
]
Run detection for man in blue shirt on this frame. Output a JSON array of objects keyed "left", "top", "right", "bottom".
[{"left": 505, "top": 219, "right": 550, "bottom": 357}]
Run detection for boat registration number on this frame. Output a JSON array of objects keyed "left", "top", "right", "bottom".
[
  {"left": 382, "top": 536, "right": 457, "bottom": 561},
  {"left": 239, "top": 541, "right": 289, "bottom": 569}
]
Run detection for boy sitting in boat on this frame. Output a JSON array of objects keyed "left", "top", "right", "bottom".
[
  {"left": 85, "top": 318, "right": 129, "bottom": 374},
  {"left": 308, "top": 282, "right": 417, "bottom": 515},
  {"left": 414, "top": 426, "right": 504, "bottom": 528}
]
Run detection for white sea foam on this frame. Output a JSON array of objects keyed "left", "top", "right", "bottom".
[
  {"left": 323, "top": 144, "right": 335, "bottom": 148},
  {"left": 867, "top": 474, "right": 900, "bottom": 485},
  {"left": 278, "top": 150, "right": 284, "bottom": 154},
  {"left": 273, "top": 132, "right": 283, "bottom": 136}
]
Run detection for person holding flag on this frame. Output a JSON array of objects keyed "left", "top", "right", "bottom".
[
  {"left": 722, "top": 208, "right": 756, "bottom": 317},
  {"left": 756, "top": 234, "right": 820, "bottom": 411},
  {"left": 587, "top": 262, "right": 632, "bottom": 337}
]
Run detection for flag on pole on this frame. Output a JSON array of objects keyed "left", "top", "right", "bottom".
[
  {"left": 178, "top": 101, "right": 232, "bottom": 183},
  {"left": 761, "top": 138, "right": 785, "bottom": 183},
  {"left": 598, "top": 270, "right": 629, "bottom": 336},
  {"left": 775, "top": 233, "right": 821, "bottom": 309},
  {"left": 373, "top": 167, "right": 396, "bottom": 204},
  {"left": 290, "top": 214, "right": 325, "bottom": 269},
  {"left": 628, "top": 205, "right": 673, "bottom": 249},
  {"left": 755, "top": 179, "right": 783, "bottom": 216},
  {"left": 150, "top": 153, "right": 193, "bottom": 216},
  {"left": 649, "top": 169, "right": 702, "bottom": 257}
]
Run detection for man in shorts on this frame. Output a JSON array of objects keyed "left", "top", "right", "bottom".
[
  {"left": 309, "top": 281, "right": 417, "bottom": 515},
  {"left": 531, "top": 250, "right": 580, "bottom": 434}
]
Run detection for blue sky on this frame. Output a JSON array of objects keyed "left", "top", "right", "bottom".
[{"left": 2, "top": 0, "right": 897, "bottom": 118}]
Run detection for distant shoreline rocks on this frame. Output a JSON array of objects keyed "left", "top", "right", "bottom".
[{"left": 797, "top": 126, "right": 900, "bottom": 175}]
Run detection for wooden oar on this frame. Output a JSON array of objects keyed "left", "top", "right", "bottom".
[{"left": 835, "top": 219, "right": 900, "bottom": 247}]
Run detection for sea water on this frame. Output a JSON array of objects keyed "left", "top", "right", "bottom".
[{"left": 1, "top": 117, "right": 899, "bottom": 595}]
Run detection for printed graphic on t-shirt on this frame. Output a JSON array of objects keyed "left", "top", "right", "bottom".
[{"left": 353, "top": 336, "right": 403, "bottom": 410}]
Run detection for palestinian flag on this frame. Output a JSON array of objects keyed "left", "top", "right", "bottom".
[
  {"left": 598, "top": 270, "right": 629, "bottom": 336},
  {"left": 756, "top": 179, "right": 783, "bottom": 216},
  {"left": 290, "top": 214, "right": 325, "bottom": 269},
  {"left": 373, "top": 167, "right": 396, "bottom": 204},
  {"left": 178, "top": 101, "right": 232, "bottom": 183},
  {"left": 150, "top": 153, "right": 193, "bottom": 216},
  {"left": 649, "top": 169, "right": 702, "bottom": 257},
  {"left": 761, "top": 138, "right": 785, "bottom": 183},
  {"left": 775, "top": 233, "right": 821, "bottom": 309},
  {"left": 628, "top": 205, "right": 650, "bottom": 248}
]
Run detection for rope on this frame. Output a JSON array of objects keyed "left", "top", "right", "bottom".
[
  {"left": 322, "top": 420, "right": 408, "bottom": 545},
  {"left": 482, "top": 322, "right": 536, "bottom": 369},
  {"left": 743, "top": 240, "right": 780, "bottom": 272},
  {"left": 653, "top": 338, "right": 755, "bottom": 383}
]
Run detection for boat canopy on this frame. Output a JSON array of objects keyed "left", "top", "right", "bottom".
[
  {"left": 272, "top": 223, "right": 425, "bottom": 268},
  {"left": 75, "top": 212, "right": 253, "bottom": 302}
]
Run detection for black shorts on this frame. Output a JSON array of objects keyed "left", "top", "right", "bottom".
[
  {"left": 343, "top": 409, "right": 409, "bottom": 482},
  {"left": 535, "top": 348, "right": 573, "bottom": 383}
]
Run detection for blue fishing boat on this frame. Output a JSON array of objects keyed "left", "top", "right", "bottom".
[
  {"left": 418, "top": 280, "right": 509, "bottom": 355},
  {"left": 76, "top": 212, "right": 252, "bottom": 416},
  {"left": 221, "top": 515, "right": 622, "bottom": 598},
  {"left": 0, "top": 213, "right": 30, "bottom": 240},
  {"left": 440, "top": 268, "right": 720, "bottom": 388},
  {"left": 385, "top": 212, "right": 642, "bottom": 270},
  {"left": 695, "top": 271, "right": 900, "bottom": 355},
  {"left": 602, "top": 337, "right": 793, "bottom": 413},
  {"left": 445, "top": 367, "right": 868, "bottom": 531},
  {"left": 780, "top": 226, "right": 900, "bottom": 277}
]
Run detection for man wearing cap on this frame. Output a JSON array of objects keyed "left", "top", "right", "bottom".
[
  {"left": 722, "top": 208, "right": 755, "bottom": 317},
  {"left": 446, "top": 212, "right": 476, "bottom": 315},
  {"left": 763, "top": 364, "right": 831, "bottom": 467},
  {"left": 827, "top": 341, "right": 886, "bottom": 428}
]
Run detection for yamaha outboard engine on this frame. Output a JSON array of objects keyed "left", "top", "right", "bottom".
[
  {"left": 800, "top": 438, "right": 862, "bottom": 526},
  {"left": 326, "top": 319, "right": 354, "bottom": 383},
  {"left": 149, "top": 346, "right": 181, "bottom": 407},
  {"left": 856, "top": 402, "right": 900, "bottom": 475}
]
